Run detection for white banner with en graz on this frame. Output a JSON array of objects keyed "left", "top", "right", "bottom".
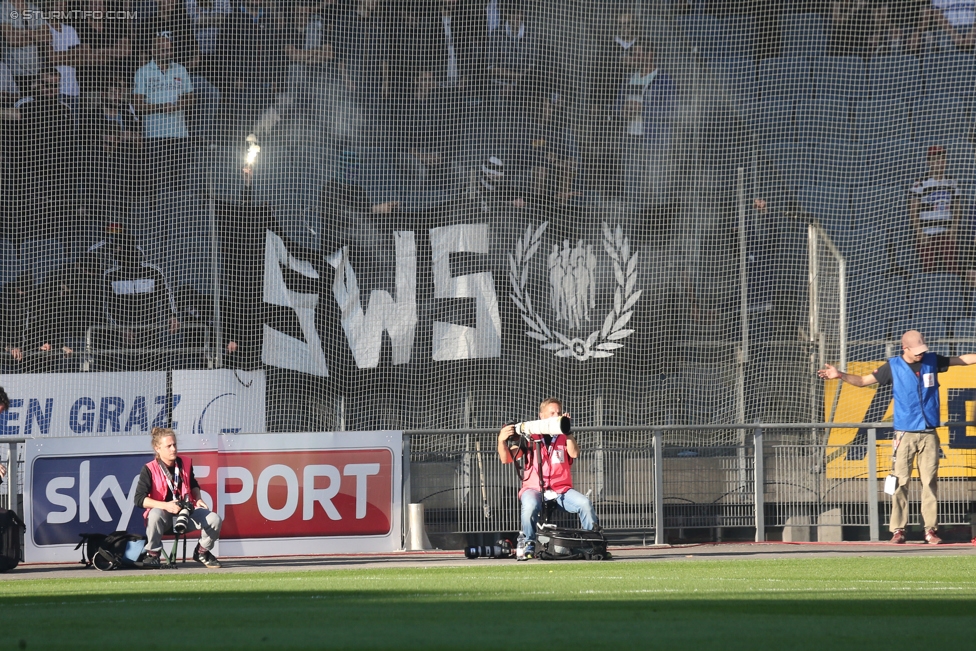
[{"left": 0, "top": 370, "right": 266, "bottom": 438}]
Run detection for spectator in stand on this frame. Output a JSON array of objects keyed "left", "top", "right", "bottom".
[
  {"left": 753, "top": 0, "right": 782, "bottom": 60},
  {"left": 474, "top": 154, "right": 527, "bottom": 213},
  {"left": 487, "top": 0, "right": 536, "bottom": 126},
  {"left": 336, "top": 0, "right": 390, "bottom": 137},
  {"left": 486, "top": 0, "right": 499, "bottom": 34},
  {"left": 321, "top": 149, "right": 399, "bottom": 258},
  {"left": 137, "top": 0, "right": 219, "bottom": 141},
  {"left": 616, "top": 43, "right": 675, "bottom": 207},
  {"left": 829, "top": 1, "right": 873, "bottom": 58},
  {"left": 25, "top": 266, "right": 77, "bottom": 371},
  {"left": 0, "top": 62, "right": 21, "bottom": 228},
  {"left": 430, "top": 0, "right": 485, "bottom": 93},
  {"left": 425, "top": 0, "right": 485, "bottom": 166},
  {"left": 0, "top": 0, "right": 49, "bottom": 87},
  {"left": 45, "top": 0, "right": 84, "bottom": 122},
  {"left": 102, "top": 231, "right": 181, "bottom": 369},
  {"left": 0, "top": 271, "right": 31, "bottom": 366},
  {"left": 901, "top": 4, "right": 941, "bottom": 55},
  {"left": 216, "top": 165, "right": 264, "bottom": 369},
  {"left": 910, "top": 144, "right": 962, "bottom": 274},
  {"left": 77, "top": 0, "right": 133, "bottom": 97},
  {"left": 16, "top": 68, "right": 74, "bottom": 234},
  {"left": 0, "top": 61, "right": 17, "bottom": 106},
  {"left": 172, "top": 283, "right": 221, "bottom": 366},
  {"left": 390, "top": 1, "right": 428, "bottom": 100},
  {"left": 85, "top": 76, "right": 142, "bottom": 220},
  {"left": 61, "top": 256, "right": 108, "bottom": 353},
  {"left": 220, "top": 0, "right": 280, "bottom": 137},
  {"left": 133, "top": 32, "right": 194, "bottom": 218},
  {"left": 932, "top": 2, "right": 976, "bottom": 50},
  {"left": 399, "top": 58, "right": 453, "bottom": 190},
  {"left": 515, "top": 91, "right": 578, "bottom": 205},
  {"left": 185, "top": 0, "right": 231, "bottom": 83},
  {"left": 321, "top": 149, "right": 399, "bottom": 216},
  {"left": 283, "top": 0, "right": 334, "bottom": 126},
  {"left": 136, "top": 0, "right": 194, "bottom": 65},
  {"left": 586, "top": 9, "right": 641, "bottom": 191},
  {"left": 247, "top": 0, "right": 335, "bottom": 144},
  {"left": 865, "top": 2, "right": 907, "bottom": 57}
]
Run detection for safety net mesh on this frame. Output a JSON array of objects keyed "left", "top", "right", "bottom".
[{"left": 2, "top": 0, "right": 970, "bottom": 441}]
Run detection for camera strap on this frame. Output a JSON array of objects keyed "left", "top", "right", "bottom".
[{"left": 157, "top": 458, "right": 184, "bottom": 500}]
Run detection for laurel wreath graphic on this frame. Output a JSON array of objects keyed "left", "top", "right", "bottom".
[{"left": 508, "top": 222, "right": 640, "bottom": 360}]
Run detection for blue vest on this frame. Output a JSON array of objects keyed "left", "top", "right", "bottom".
[{"left": 890, "top": 353, "right": 941, "bottom": 431}]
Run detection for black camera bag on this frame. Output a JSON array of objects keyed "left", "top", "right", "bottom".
[
  {"left": 75, "top": 533, "right": 109, "bottom": 567},
  {"left": 83, "top": 531, "right": 148, "bottom": 571},
  {"left": 0, "top": 509, "right": 25, "bottom": 572},
  {"left": 536, "top": 525, "right": 609, "bottom": 561}
]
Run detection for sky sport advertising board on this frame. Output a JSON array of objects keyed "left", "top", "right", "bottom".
[{"left": 23, "top": 431, "right": 402, "bottom": 563}]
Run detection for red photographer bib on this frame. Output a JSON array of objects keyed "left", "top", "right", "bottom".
[
  {"left": 518, "top": 434, "right": 574, "bottom": 499},
  {"left": 144, "top": 457, "right": 194, "bottom": 522}
]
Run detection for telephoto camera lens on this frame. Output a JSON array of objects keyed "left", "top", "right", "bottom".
[
  {"left": 465, "top": 545, "right": 499, "bottom": 559},
  {"left": 464, "top": 540, "right": 513, "bottom": 559},
  {"left": 173, "top": 508, "right": 192, "bottom": 535}
]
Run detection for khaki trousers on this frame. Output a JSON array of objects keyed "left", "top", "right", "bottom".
[{"left": 889, "top": 430, "right": 940, "bottom": 532}]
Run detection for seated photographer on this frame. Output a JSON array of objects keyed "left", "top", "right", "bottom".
[
  {"left": 497, "top": 397, "right": 598, "bottom": 560},
  {"left": 133, "top": 427, "right": 222, "bottom": 568}
]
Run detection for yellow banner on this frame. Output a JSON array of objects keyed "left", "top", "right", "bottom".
[{"left": 824, "top": 362, "right": 976, "bottom": 478}]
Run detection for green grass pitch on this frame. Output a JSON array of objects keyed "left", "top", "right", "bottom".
[{"left": 2, "top": 557, "right": 975, "bottom": 650}]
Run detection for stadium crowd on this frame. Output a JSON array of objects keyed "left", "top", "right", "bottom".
[
  {"left": 0, "top": 0, "right": 679, "bottom": 371},
  {"left": 9, "top": 0, "right": 976, "bottom": 373}
]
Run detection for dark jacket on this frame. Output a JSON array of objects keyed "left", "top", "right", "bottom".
[
  {"left": 0, "top": 275, "right": 30, "bottom": 350},
  {"left": 103, "top": 259, "right": 178, "bottom": 328},
  {"left": 220, "top": 4, "right": 281, "bottom": 91}
]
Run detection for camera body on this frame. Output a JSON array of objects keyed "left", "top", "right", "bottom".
[
  {"left": 172, "top": 498, "right": 195, "bottom": 535},
  {"left": 506, "top": 415, "right": 571, "bottom": 449}
]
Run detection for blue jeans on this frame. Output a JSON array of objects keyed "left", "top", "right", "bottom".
[{"left": 520, "top": 488, "right": 597, "bottom": 541}]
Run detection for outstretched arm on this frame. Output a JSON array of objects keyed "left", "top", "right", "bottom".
[
  {"left": 949, "top": 354, "right": 976, "bottom": 366},
  {"left": 817, "top": 363, "right": 878, "bottom": 387}
]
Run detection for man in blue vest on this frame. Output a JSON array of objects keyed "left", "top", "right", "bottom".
[{"left": 819, "top": 330, "right": 976, "bottom": 544}]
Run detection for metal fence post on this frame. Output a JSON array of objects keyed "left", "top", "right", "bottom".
[
  {"left": 401, "top": 433, "right": 411, "bottom": 550},
  {"left": 866, "top": 428, "right": 879, "bottom": 542},
  {"left": 754, "top": 427, "right": 765, "bottom": 542},
  {"left": 653, "top": 429, "right": 664, "bottom": 545}
]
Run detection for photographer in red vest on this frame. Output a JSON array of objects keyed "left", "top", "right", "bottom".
[
  {"left": 133, "top": 427, "right": 222, "bottom": 568},
  {"left": 497, "top": 397, "right": 598, "bottom": 560}
]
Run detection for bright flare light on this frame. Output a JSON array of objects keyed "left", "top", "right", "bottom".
[{"left": 245, "top": 134, "right": 260, "bottom": 166}]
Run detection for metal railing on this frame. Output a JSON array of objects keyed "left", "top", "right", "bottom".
[
  {"left": 3, "top": 422, "right": 974, "bottom": 545},
  {"left": 405, "top": 422, "right": 976, "bottom": 543},
  {"left": 0, "top": 439, "right": 20, "bottom": 514},
  {"left": 83, "top": 323, "right": 214, "bottom": 370}
]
